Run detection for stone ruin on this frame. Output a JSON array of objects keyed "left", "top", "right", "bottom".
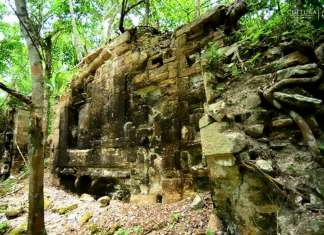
[
  {"left": 0, "top": 109, "right": 29, "bottom": 179},
  {"left": 51, "top": 5, "right": 227, "bottom": 203},
  {"left": 52, "top": 3, "right": 324, "bottom": 234}
]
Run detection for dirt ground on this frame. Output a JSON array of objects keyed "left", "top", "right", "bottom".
[{"left": 0, "top": 172, "right": 214, "bottom": 235}]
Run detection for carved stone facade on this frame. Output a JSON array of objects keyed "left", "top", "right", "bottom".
[
  {"left": 52, "top": 5, "right": 230, "bottom": 203},
  {"left": 52, "top": 3, "right": 324, "bottom": 234}
]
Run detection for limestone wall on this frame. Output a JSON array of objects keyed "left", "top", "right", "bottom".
[
  {"left": 52, "top": 5, "right": 229, "bottom": 203},
  {"left": 0, "top": 109, "right": 29, "bottom": 179},
  {"left": 52, "top": 3, "right": 324, "bottom": 234},
  {"left": 199, "top": 36, "right": 324, "bottom": 234}
]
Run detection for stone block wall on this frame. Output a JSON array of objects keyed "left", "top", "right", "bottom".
[
  {"left": 52, "top": 5, "right": 229, "bottom": 202},
  {"left": 52, "top": 2, "right": 324, "bottom": 233},
  {"left": 199, "top": 39, "right": 324, "bottom": 233}
]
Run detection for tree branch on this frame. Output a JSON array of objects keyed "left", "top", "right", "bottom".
[
  {"left": 125, "top": 0, "right": 145, "bottom": 15},
  {"left": 119, "top": 0, "right": 145, "bottom": 33},
  {"left": 7, "top": 0, "right": 43, "bottom": 60},
  {"left": 0, "top": 82, "right": 32, "bottom": 105}
]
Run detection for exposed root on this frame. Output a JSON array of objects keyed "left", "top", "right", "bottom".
[
  {"left": 241, "top": 160, "right": 289, "bottom": 197},
  {"left": 77, "top": 47, "right": 104, "bottom": 67},
  {"left": 263, "top": 70, "right": 323, "bottom": 100},
  {"left": 234, "top": 48, "right": 247, "bottom": 72},
  {"left": 260, "top": 68, "right": 323, "bottom": 163},
  {"left": 289, "top": 110, "right": 321, "bottom": 157},
  {"left": 72, "top": 48, "right": 112, "bottom": 89}
]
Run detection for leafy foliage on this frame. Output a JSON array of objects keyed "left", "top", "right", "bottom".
[
  {"left": 237, "top": 1, "right": 319, "bottom": 45},
  {"left": 114, "top": 227, "right": 130, "bottom": 235},
  {"left": 202, "top": 42, "right": 225, "bottom": 65},
  {"left": 0, "top": 221, "right": 10, "bottom": 235},
  {"left": 171, "top": 211, "right": 181, "bottom": 224}
]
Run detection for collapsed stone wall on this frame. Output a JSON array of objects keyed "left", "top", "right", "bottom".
[
  {"left": 52, "top": 5, "right": 232, "bottom": 203},
  {"left": 52, "top": 2, "right": 324, "bottom": 234},
  {"left": 200, "top": 33, "right": 324, "bottom": 234},
  {"left": 0, "top": 109, "right": 29, "bottom": 179}
]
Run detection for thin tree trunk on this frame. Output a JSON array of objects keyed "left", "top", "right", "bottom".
[
  {"left": 106, "top": 11, "right": 117, "bottom": 40},
  {"left": 104, "top": 1, "right": 118, "bottom": 42},
  {"left": 69, "top": 0, "right": 83, "bottom": 61},
  {"left": 14, "top": 0, "right": 46, "bottom": 234},
  {"left": 44, "top": 37, "right": 52, "bottom": 159},
  {"left": 195, "top": 0, "right": 200, "bottom": 18},
  {"left": 119, "top": 0, "right": 145, "bottom": 33},
  {"left": 144, "top": 0, "right": 150, "bottom": 26},
  {"left": 119, "top": 0, "right": 127, "bottom": 33}
]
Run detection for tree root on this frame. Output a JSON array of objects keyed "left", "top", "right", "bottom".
[
  {"left": 78, "top": 48, "right": 112, "bottom": 81},
  {"left": 262, "top": 69, "right": 323, "bottom": 100},
  {"left": 240, "top": 160, "right": 296, "bottom": 205},
  {"left": 72, "top": 48, "right": 112, "bottom": 89},
  {"left": 260, "top": 68, "right": 323, "bottom": 164},
  {"left": 289, "top": 110, "right": 320, "bottom": 156}
]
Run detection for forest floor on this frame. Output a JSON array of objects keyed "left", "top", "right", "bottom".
[{"left": 0, "top": 171, "right": 214, "bottom": 235}]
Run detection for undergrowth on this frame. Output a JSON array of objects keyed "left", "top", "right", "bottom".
[
  {"left": 0, "top": 178, "right": 17, "bottom": 196},
  {"left": 0, "top": 221, "right": 10, "bottom": 235},
  {"left": 0, "top": 167, "right": 28, "bottom": 196},
  {"left": 208, "top": 2, "right": 321, "bottom": 76},
  {"left": 235, "top": 2, "right": 320, "bottom": 47}
]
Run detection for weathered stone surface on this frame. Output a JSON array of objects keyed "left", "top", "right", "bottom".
[
  {"left": 52, "top": 203, "right": 78, "bottom": 215},
  {"left": 256, "top": 160, "right": 273, "bottom": 172},
  {"left": 80, "top": 193, "right": 95, "bottom": 202},
  {"left": 199, "top": 114, "right": 213, "bottom": 129},
  {"left": 200, "top": 122, "right": 247, "bottom": 157},
  {"left": 109, "top": 31, "right": 131, "bottom": 48},
  {"left": 97, "top": 196, "right": 111, "bottom": 207},
  {"left": 244, "top": 93, "right": 261, "bottom": 109},
  {"left": 50, "top": 4, "right": 324, "bottom": 234},
  {"left": 79, "top": 211, "right": 93, "bottom": 225},
  {"left": 244, "top": 124, "right": 264, "bottom": 138},
  {"left": 203, "top": 71, "right": 219, "bottom": 104},
  {"left": 190, "top": 194, "right": 204, "bottom": 210},
  {"left": 207, "top": 101, "right": 226, "bottom": 122},
  {"left": 264, "top": 47, "right": 281, "bottom": 61},
  {"left": 207, "top": 213, "right": 222, "bottom": 234},
  {"left": 175, "top": 5, "right": 224, "bottom": 37},
  {"left": 5, "top": 206, "right": 24, "bottom": 219},
  {"left": 52, "top": 12, "right": 222, "bottom": 201}
]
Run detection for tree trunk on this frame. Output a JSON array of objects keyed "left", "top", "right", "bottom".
[
  {"left": 14, "top": 0, "right": 46, "bottom": 234},
  {"left": 195, "top": 0, "right": 200, "bottom": 18},
  {"left": 69, "top": 0, "right": 83, "bottom": 61},
  {"left": 224, "top": 0, "right": 248, "bottom": 35},
  {"left": 44, "top": 36, "right": 52, "bottom": 159},
  {"left": 119, "top": 0, "right": 127, "bottom": 33},
  {"left": 104, "top": 1, "right": 118, "bottom": 41},
  {"left": 144, "top": 0, "right": 150, "bottom": 26},
  {"left": 119, "top": 0, "right": 145, "bottom": 33}
]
